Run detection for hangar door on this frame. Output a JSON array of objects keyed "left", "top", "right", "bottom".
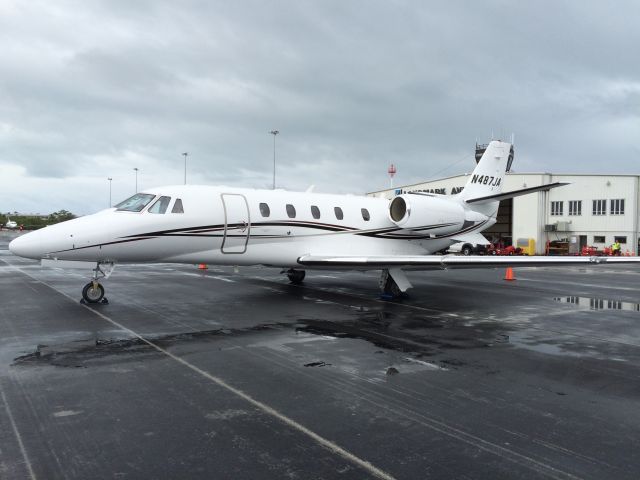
[
  {"left": 221, "top": 194, "right": 250, "bottom": 254},
  {"left": 481, "top": 199, "right": 513, "bottom": 246}
]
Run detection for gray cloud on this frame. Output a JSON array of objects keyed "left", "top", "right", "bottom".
[{"left": 1, "top": 0, "right": 638, "bottom": 214}]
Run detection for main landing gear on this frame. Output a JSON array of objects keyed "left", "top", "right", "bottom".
[
  {"left": 379, "top": 268, "right": 412, "bottom": 299},
  {"left": 286, "top": 269, "right": 306, "bottom": 284},
  {"left": 81, "top": 262, "right": 115, "bottom": 304}
]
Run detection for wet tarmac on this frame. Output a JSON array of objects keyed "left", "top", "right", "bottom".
[{"left": 1, "top": 230, "right": 640, "bottom": 479}]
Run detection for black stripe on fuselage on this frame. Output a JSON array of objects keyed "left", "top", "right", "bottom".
[{"left": 50, "top": 219, "right": 489, "bottom": 255}]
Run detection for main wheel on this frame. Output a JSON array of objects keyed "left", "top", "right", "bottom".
[
  {"left": 287, "top": 269, "right": 306, "bottom": 284},
  {"left": 82, "top": 282, "right": 105, "bottom": 303},
  {"left": 461, "top": 245, "right": 473, "bottom": 256}
]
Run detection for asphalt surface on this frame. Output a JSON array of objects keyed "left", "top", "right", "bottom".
[{"left": 1, "top": 230, "right": 639, "bottom": 479}]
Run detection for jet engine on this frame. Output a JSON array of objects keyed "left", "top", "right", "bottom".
[{"left": 388, "top": 194, "right": 465, "bottom": 234}]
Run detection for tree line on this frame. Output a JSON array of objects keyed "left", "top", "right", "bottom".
[{"left": 2, "top": 210, "right": 76, "bottom": 230}]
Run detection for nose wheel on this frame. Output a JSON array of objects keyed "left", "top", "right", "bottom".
[
  {"left": 80, "top": 262, "right": 115, "bottom": 304},
  {"left": 82, "top": 282, "right": 105, "bottom": 303}
]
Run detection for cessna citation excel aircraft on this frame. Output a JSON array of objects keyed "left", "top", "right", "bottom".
[{"left": 9, "top": 141, "right": 640, "bottom": 303}]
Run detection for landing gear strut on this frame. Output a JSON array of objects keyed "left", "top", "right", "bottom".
[
  {"left": 81, "top": 262, "right": 115, "bottom": 304},
  {"left": 286, "top": 269, "right": 306, "bottom": 284}
]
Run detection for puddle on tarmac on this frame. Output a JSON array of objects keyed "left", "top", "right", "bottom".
[{"left": 553, "top": 296, "right": 640, "bottom": 312}]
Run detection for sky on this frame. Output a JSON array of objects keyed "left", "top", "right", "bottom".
[{"left": 1, "top": 0, "right": 639, "bottom": 215}]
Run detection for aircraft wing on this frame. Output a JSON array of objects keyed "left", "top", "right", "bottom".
[{"left": 297, "top": 254, "right": 640, "bottom": 270}]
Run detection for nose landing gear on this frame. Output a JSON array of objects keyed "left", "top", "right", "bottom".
[{"left": 81, "top": 262, "right": 115, "bottom": 304}]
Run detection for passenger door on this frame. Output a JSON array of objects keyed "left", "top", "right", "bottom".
[{"left": 221, "top": 194, "right": 250, "bottom": 253}]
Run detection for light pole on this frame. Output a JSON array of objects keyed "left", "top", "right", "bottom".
[
  {"left": 270, "top": 130, "right": 279, "bottom": 189},
  {"left": 108, "top": 177, "right": 113, "bottom": 207},
  {"left": 133, "top": 167, "right": 139, "bottom": 193},
  {"left": 182, "top": 152, "right": 188, "bottom": 185}
]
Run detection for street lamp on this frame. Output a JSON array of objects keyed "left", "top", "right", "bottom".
[
  {"left": 133, "top": 167, "right": 139, "bottom": 193},
  {"left": 182, "top": 152, "right": 188, "bottom": 185},
  {"left": 108, "top": 177, "right": 113, "bottom": 207},
  {"left": 270, "top": 130, "right": 279, "bottom": 189}
]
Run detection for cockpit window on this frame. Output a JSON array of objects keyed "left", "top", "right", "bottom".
[
  {"left": 115, "top": 193, "right": 156, "bottom": 212},
  {"left": 171, "top": 198, "right": 184, "bottom": 214},
  {"left": 148, "top": 196, "right": 171, "bottom": 214}
]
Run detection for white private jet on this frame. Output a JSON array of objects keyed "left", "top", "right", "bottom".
[
  {"left": 5, "top": 217, "right": 18, "bottom": 229},
  {"left": 9, "top": 141, "right": 640, "bottom": 303}
]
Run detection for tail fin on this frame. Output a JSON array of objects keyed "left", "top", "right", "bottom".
[{"left": 457, "top": 140, "right": 512, "bottom": 203}]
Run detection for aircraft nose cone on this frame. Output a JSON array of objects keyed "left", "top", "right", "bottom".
[{"left": 9, "top": 233, "right": 43, "bottom": 259}]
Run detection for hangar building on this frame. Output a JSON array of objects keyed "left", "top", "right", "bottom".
[{"left": 368, "top": 171, "right": 640, "bottom": 255}]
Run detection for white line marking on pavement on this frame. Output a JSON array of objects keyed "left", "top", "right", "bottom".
[
  {"left": 0, "top": 383, "right": 37, "bottom": 480},
  {"left": 23, "top": 272, "right": 397, "bottom": 480}
]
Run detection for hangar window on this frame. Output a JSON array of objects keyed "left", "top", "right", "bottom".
[
  {"left": 286, "top": 204, "right": 296, "bottom": 218},
  {"left": 615, "top": 236, "right": 627, "bottom": 244},
  {"left": 259, "top": 203, "right": 270, "bottom": 217},
  {"left": 115, "top": 193, "right": 156, "bottom": 212},
  {"left": 610, "top": 199, "right": 625, "bottom": 215},
  {"left": 148, "top": 196, "right": 171, "bottom": 214},
  {"left": 568, "top": 200, "right": 582, "bottom": 216},
  {"left": 550, "top": 201, "right": 563, "bottom": 216},
  {"left": 311, "top": 205, "right": 320, "bottom": 219},
  {"left": 592, "top": 199, "right": 606, "bottom": 216},
  {"left": 171, "top": 198, "right": 184, "bottom": 213},
  {"left": 594, "top": 235, "right": 606, "bottom": 243},
  {"left": 334, "top": 207, "right": 344, "bottom": 220},
  {"left": 361, "top": 208, "right": 370, "bottom": 221}
]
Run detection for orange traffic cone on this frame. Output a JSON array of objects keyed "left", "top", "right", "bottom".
[
  {"left": 504, "top": 267, "right": 515, "bottom": 281},
  {"left": 198, "top": 263, "right": 208, "bottom": 270}
]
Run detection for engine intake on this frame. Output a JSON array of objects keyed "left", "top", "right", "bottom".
[{"left": 388, "top": 194, "right": 465, "bottom": 235}]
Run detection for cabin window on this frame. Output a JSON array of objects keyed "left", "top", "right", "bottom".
[
  {"left": 311, "top": 205, "right": 320, "bottom": 219},
  {"left": 171, "top": 198, "right": 184, "bottom": 213},
  {"left": 286, "top": 204, "right": 296, "bottom": 218},
  {"left": 115, "top": 193, "right": 156, "bottom": 212},
  {"left": 148, "top": 196, "right": 172, "bottom": 214},
  {"left": 334, "top": 207, "right": 344, "bottom": 220},
  {"left": 259, "top": 203, "right": 270, "bottom": 217},
  {"left": 361, "top": 208, "right": 370, "bottom": 221}
]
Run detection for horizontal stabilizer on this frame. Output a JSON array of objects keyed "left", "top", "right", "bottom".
[
  {"left": 298, "top": 254, "right": 640, "bottom": 270},
  {"left": 465, "top": 182, "right": 569, "bottom": 204}
]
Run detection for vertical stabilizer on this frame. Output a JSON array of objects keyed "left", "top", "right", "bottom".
[{"left": 458, "top": 141, "right": 511, "bottom": 203}]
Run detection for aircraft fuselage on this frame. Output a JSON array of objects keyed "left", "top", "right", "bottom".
[{"left": 9, "top": 185, "right": 487, "bottom": 267}]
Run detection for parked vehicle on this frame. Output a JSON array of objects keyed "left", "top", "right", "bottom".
[
  {"left": 447, "top": 242, "right": 488, "bottom": 256},
  {"left": 486, "top": 244, "right": 523, "bottom": 256}
]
